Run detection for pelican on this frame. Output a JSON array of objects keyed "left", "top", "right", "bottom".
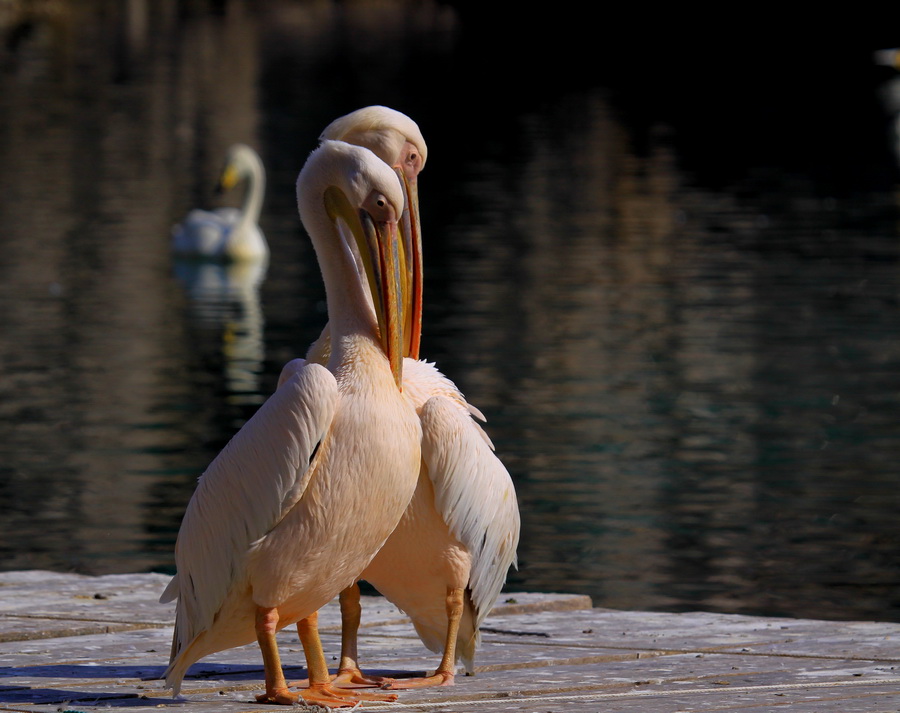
[
  {"left": 286, "top": 106, "right": 520, "bottom": 689},
  {"left": 171, "top": 143, "right": 269, "bottom": 262},
  {"left": 160, "top": 139, "right": 422, "bottom": 708},
  {"left": 306, "top": 105, "right": 425, "bottom": 364}
]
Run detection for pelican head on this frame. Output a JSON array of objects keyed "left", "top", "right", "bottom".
[
  {"left": 321, "top": 106, "right": 426, "bottom": 359},
  {"left": 320, "top": 105, "right": 427, "bottom": 182},
  {"left": 297, "top": 140, "right": 419, "bottom": 388}
]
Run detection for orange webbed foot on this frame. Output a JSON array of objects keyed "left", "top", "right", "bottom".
[
  {"left": 257, "top": 682, "right": 396, "bottom": 707},
  {"left": 383, "top": 670, "right": 455, "bottom": 689},
  {"left": 255, "top": 687, "right": 300, "bottom": 705},
  {"left": 289, "top": 667, "right": 399, "bottom": 691},
  {"left": 333, "top": 666, "right": 397, "bottom": 689}
]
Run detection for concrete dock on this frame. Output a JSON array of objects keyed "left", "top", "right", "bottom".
[{"left": 1, "top": 570, "right": 898, "bottom": 712}]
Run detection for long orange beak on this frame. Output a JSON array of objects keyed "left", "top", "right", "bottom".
[
  {"left": 365, "top": 213, "right": 404, "bottom": 387},
  {"left": 323, "top": 185, "right": 411, "bottom": 389},
  {"left": 396, "top": 168, "right": 423, "bottom": 361}
]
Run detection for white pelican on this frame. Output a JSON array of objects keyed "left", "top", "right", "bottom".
[
  {"left": 171, "top": 143, "right": 269, "bottom": 262},
  {"left": 160, "top": 139, "right": 422, "bottom": 708},
  {"left": 306, "top": 105, "right": 426, "bottom": 363},
  {"left": 285, "top": 106, "right": 520, "bottom": 689}
]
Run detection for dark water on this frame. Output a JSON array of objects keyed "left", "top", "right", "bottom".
[{"left": 1, "top": 3, "right": 899, "bottom": 623}]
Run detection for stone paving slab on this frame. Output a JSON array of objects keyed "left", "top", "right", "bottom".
[
  {"left": 0, "top": 571, "right": 589, "bottom": 643},
  {"left": 487, "top": 608, "right": 900, "bottom": 660},
  {"left": 0, "top": 572, "right": 898, "bottom": 712}
]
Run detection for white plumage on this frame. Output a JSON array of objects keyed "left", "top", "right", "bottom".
[
  {"left": 161, "top": 140, "right": 422, "bottom": 708},
  {"left": 160, "top": 364, "right": 338, "bottom": 668},
  {"left": 359, "top": 359, "right": 519, "bottom": 678},
  {"left": 293, "top": 106, "right": 520, "bottom": 689},
  {"left": 172, "top": 143, "right": 268, "bottom": 262}
]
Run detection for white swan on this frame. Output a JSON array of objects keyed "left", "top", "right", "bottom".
[{"left": 172, "top": 144, "right": 269, "bottom": 261}]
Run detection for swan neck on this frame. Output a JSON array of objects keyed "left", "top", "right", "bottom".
[{"left": 240, "top": 158, "right": 265, "bottom": 227}]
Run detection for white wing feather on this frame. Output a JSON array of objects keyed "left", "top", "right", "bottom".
[
  {"left": 277, "top": 357, "right": 308, "bottom": 388},
  {"left": 419, "top": 392, "right": 520, "bottom": 628},
  {"left": 160, "top": 361, "right": 337, "bottom": 656},
  {"left": 171, "top": 207, "right": 241, "bottom": 256}
]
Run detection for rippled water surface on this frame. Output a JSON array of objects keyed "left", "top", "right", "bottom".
[{"left": 1, "top": 4, "right": 899, "bottom": 623}]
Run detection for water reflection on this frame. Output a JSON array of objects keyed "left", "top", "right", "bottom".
[
  {"left": 420, "top": 88, "right": 900, "bottom": 621},
  {"left": 0, "top": 3, "right": 898, "bottom": 625},
  {"left": 173, "top": 259, "right": 267, "bottom": 405}
]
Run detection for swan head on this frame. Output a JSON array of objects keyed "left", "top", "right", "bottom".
[{"left": 216, "top": 144, "right": 265, "bottom": 195}]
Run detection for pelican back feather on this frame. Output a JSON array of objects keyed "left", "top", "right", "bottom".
[
  {"left": 418, "top": 395, "right": 521, "bottom": 635},
  {"left": 161, "top": 362, "right": 338, "bottom": 678}
]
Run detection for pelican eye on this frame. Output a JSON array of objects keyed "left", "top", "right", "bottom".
[
  {"left": 362, "top": 191, "right": 398, "bottom": 222},
  {"left": 399, "top": 141, "right": 423, "bottom": 181}
]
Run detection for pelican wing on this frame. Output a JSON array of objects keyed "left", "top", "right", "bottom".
[
  {"left": 160, "top": 361, "right": 338, "bottom": 647},
  {"left": 277, "top": 357, "right": 312, "bottom": 387},
  {"left": 419, "top": 394, "right": 520, "bottom": 627}
]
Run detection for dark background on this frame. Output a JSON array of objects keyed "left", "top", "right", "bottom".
[{"left": 1, "top": 2, "right": 899, "bottom": 623}]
